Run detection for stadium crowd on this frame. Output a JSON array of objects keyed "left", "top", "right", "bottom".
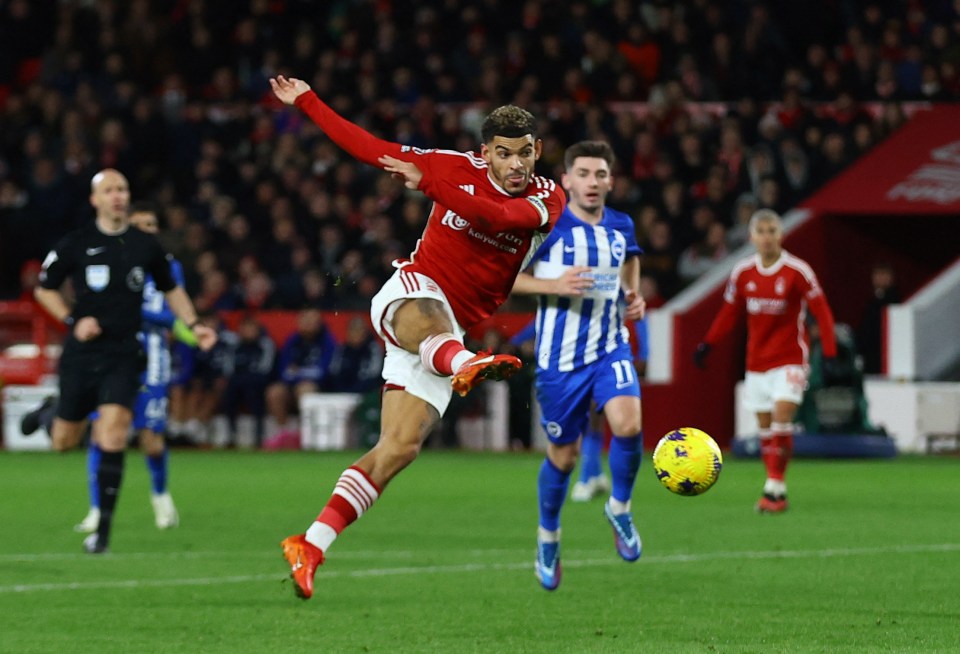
[{"left": 1, "top": 0, "right": 957, "bottom": 443}]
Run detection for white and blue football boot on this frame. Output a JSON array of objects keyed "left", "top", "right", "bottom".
[
  {"left": 535, "top": 537, "right": 562, "bottom": 591},
  {"left": 604, "top": 502, "right": 642, "bottom": 562}
]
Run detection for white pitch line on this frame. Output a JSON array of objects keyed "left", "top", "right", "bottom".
[{"left": 2, "top": 543, "right": 958, "bottom": 594}]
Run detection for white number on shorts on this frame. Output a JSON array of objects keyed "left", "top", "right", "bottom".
[
  {"left": 145, "top": 398, "right": 168, "bottom": 420},
  {"left": 611, "top": 360, "right": 635, "bottom": 388}
]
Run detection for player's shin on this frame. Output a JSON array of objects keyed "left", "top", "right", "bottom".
[
  {"left": 538, "top": 458, "right": 572, "bottom": 534},
  {"left": 608, "top": 433, "right": 642, "bottom": 509},
  {"left": 94, "top": 450, "right": 125, "bottom": 548},
  {"left": 306, "top": 465, "right": 382, "bottom": 553}
]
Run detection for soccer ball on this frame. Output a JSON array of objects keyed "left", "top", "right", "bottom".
[{"left": 652, "top": 428, "right": 723, "bottom": 496}]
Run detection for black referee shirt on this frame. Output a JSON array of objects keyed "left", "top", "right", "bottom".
[{"left": 39, "top": 221, "right": 177, "bottom": 357}]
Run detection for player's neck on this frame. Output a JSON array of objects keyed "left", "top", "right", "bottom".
[
  {"left": 569, "top": 203, "right": 604, "bottom": 225},
  {"left": 759, "top": 251, "right": 782, "bottom": 267},
  {"left": 96, "top": 215, "right": 129, "bottom": 235}
]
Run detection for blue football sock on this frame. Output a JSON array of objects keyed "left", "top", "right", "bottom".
[
  {"left": 579, "top": 429, "right": 604, "bottom": 482},
  {"left": 538, "top": 458, "right": 572, "bottom": 532},
  {"left": 87, "top": 442, "right": 102, "bottom": 509},
  {"left": 145, "top": 448, "right": 168, "bottom": 495},
  {"left": 609, "top": 433, "right": 643, "bottom": 503}
]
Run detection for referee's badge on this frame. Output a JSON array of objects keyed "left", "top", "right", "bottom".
[
  {"left": 85, "top": 264, "right": 110, "bottom": 291},
  {"left": 126, "top": 266, "right": 145, "bottom": 292}
]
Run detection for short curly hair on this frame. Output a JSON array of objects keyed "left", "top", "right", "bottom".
[{"left": 480, "top": 105, "right": 538, "bottom": 143}]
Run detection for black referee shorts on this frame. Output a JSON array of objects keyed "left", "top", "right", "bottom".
[{"left": 57, "top": 353, "right": 145, "bottom": 422}]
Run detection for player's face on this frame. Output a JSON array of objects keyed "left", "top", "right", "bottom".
[
  {"left": 130, "top": 211, "right": 159, "bottom": 234},
  {"left": 750, "top": 219, "right": 782, "bottom": 258},
  {"left": 89, "top": 170, "right": 130, "bottom": 221},
  {"left": 481, "top": 135, "right": 541, "bottom": 196},
  {"left": 562, "top": 157, "right": 612, "bottom": 213}
]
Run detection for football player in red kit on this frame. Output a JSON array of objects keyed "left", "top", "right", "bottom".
[
  {"left": 694, "top": 209, "right": 837, "bottom": 514},
  {"left": 270, "top": 75, "right": 565, "bottom": 598}
]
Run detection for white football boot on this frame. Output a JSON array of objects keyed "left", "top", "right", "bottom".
[{"left": 151, "top": 492, "right": 180, "bottom": 529}]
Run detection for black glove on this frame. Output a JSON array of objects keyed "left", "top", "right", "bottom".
[
  {"left": 821, "top": 356, "right": 844, "bottom": 386},
  {"left": 693, "top": 343, "right": 712, "bottom": 369}
]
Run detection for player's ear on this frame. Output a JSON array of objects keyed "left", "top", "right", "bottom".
[
  {"left": 534, "top": 138, "right": 543, "bottom": 160},
  {"left": 561, "top": 172, "right": 571, "bottom": 191},
  {"left": 479, "top": 142, "right": 490, "bottom": 163}
]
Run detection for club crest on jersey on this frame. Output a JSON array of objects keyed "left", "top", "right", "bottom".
[
  {"left": 127, "top": 266, "right": 145, "bottom": 292},
  {"left": 775, "top": 277, "right": 786, "bottom": 295},
  {"left": 545, "top": 421, "right": 563, "bottom": 438},
  {"left": 441, "top": 210, "right": 469, "bottom": 231},
  {"left": 611, "top": 240, "right": 625, "bottom": 262},
  {"left": 85, "top": 264, "right": 110, "bottom": 291}
]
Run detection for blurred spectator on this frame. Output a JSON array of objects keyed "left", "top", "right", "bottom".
[
  {"left": 180, "top": 313, "right": 231, "bottom": 445},
  {"left": 265, "top": 308, "right": 338, "bottom": 435},
  {"left": 857, "top": 262, "right": 901, "bottom": 375},
  {"left": 326, "top": 317, "right": 384, "bottom": 394},
  {"left": 220, "top": 315, "right": 276, "bottom": 447},
  {"left": 1, "top": 0, "right": 954, "bottom": 306},
  {"left": 678, "top": 222, "right": 730, "bottom": 285}
]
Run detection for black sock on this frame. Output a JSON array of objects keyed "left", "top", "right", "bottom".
[{"left": 96, "top": 450, "right": 125, "bottom": 546}]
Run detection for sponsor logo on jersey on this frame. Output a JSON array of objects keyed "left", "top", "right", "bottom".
[
  {"left": 458, "top": 184, "right": 475, "bottom": 195},
  {"left": 85, "top": 264, "right": 110, "bottom": 291},
  {"left": 746, "top": 297, "right": 787, "bottom": 315},
  {"left": 440, "top": 210, "right": 470, "bottom": 230},
  {"left": 86, "top": 247, "right": 106, "bottom": 256},
  {"left": 127, "top": 266, "right": 145, "bottom": 292}
]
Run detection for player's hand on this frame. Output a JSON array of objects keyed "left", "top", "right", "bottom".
[
  {"left": 623, "top": 289, "right": 646, "bottom": 321},
  {"left": 378, "top": 155, "right": 423, "bottom": 190},
  {"left": 193, "top": 324, "right": 218, "bottom": 351},
  {"left": 74, "top": 316, "right": 102, "bottom": 342},
  {"left": 269, "top": 75, "right": 311, "bottom": 105},
  {"left": 693, "top": 342, "right": 711, "bottom": 369},
  {"left": 552, "top": 266, "right": 593, "bottom": 296}
]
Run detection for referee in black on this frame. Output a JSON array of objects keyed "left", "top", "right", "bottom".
[{"left": 35, "top": 168, "right": 217, "bottom": 553}]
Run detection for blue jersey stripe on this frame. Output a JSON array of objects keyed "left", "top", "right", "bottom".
[{"left": 573, "top": 298, "right": 593, "bottom": 369}]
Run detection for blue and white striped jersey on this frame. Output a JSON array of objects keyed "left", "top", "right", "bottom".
[
  {"left": 527, "top": 207, "right": 642, "bottom": 372},
  {"left": 139, "top": 258, "right": 185, "bottom": 386}
]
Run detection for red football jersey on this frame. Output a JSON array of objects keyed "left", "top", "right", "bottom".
[
  {"left": 294, "top": 92, "right": 565, "bottom": 329},
  {"left": 704, "top": 251, "right": 836, "bottom": 372}
]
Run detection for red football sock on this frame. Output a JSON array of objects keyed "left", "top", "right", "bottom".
[
  {"left": 759, "top": 436, "right": 782, "bottom": 482},
  {"left": 316, "top": 466, "right": 382, "bottom": 534},
  {"left": 772, "top": 432, "right": 794, "bottom": 479},
  {"left": 419, "top": 333, "right": 467, "bottom": 376}
]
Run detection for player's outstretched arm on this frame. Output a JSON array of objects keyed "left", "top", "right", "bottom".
[
  {"left": 512, "top": 267, "right": 593, "bottom": 296},
  {"left": 419, "top": 173, "right": 564, "bottom": 232},
  {"left": 271, "top": 75, "right": 404, "bottom": 168}
]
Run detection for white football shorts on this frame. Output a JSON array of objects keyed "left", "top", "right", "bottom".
[
  {"left": 369, "top": 267, "right": 465, "bottom": 415},
  {"left": 742, "top": 364, "right": 808, "bottom": 413}
]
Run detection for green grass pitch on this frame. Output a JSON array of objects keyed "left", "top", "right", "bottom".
[{"left": 1, "top": 449, "right": 958, "bottom": 653}]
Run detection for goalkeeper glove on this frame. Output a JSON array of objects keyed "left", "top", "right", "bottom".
[{"left": 173, "top": 318, "right": 200, "bottom": 347}]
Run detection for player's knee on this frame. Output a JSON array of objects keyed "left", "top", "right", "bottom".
[
  {"left": 548, "top": 443, "right": 578, "bottom": 472},
  {"left": 141, "top": 432, "right": 165, "bottom": 457},
  {"left": 610, "top": 416, "right": 642, "bottom": 437}
]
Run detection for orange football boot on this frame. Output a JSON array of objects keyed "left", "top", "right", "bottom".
[
  {"left": 281, "top": 534, "right": 325, "bottom": 599},
  {"left": 451, "top": 351, "right": 522, "bottom": 397},
  {"left": 755, "top": 495, "right": 789, "bottom": 514}
]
